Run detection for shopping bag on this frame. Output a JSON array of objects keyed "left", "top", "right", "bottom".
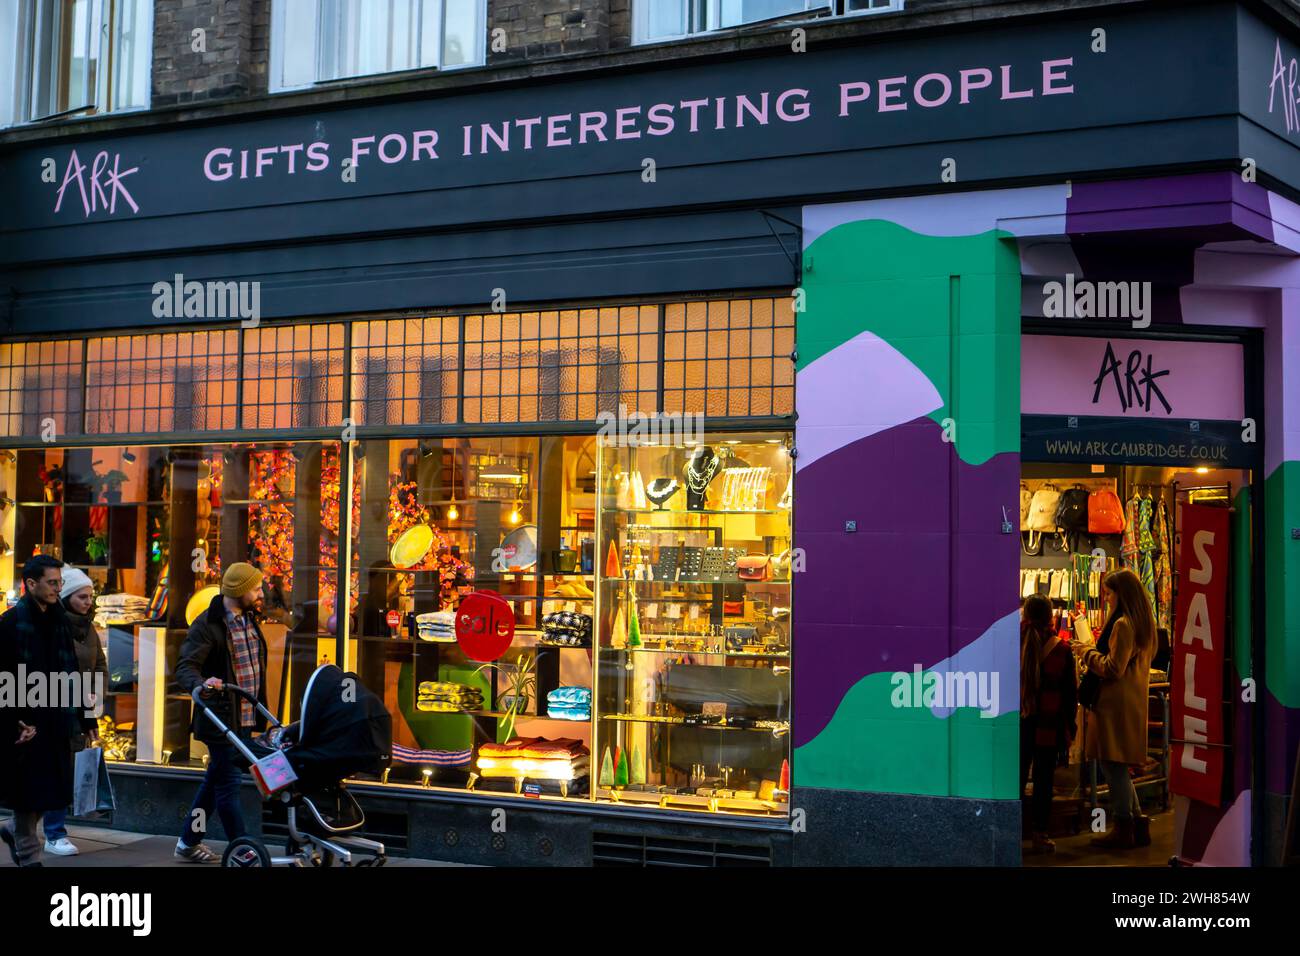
[{"left": 71, "top": 746, "right": 116, "bottom": 818}]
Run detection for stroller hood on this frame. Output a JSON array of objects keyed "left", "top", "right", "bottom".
[{"left": 288, "top": 664, "right": 391, "bottom": 786}]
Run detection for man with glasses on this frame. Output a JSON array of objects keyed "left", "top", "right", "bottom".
[{"left": 0, "top": 555, "right": 92, "bottom": 868}]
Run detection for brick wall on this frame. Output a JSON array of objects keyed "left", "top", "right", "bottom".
[
  {"left": 487, "top": 0, "right": 613, "bottom": 63},
  {"left": 152, "top": 0, "right": 270, "bottom": 108}
]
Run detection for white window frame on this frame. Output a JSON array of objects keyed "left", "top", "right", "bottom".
[
  {"left": 1, "top": 0, "right": 152, "bottom": 129},
  {"left": 270, "top": 0, "right": 486, "bottom": 94},
  {"left": 633, "top": 0, "right": 903, "bottom": 45}
]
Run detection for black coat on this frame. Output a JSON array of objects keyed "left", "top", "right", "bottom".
[
  {"left": 0, "top": 596, "right": 93, "bottom": 812},
  {"left": 175, "top": 594, "right": 269, "bottom": 744}
]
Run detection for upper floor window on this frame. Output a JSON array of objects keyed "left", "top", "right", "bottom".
[
  {"left": 635, "top": 0, "right": 903, "bottom": 44},
  {"left": 270, "top": 0, "right": 485, "bottom": 92},
  {"left": 0, "top": 0, "right": 152, "bottom": 128}
]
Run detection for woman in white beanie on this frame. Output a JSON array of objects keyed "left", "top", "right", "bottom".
[{"left": 41, "top": 568, "right": 107, "bottom": 856}]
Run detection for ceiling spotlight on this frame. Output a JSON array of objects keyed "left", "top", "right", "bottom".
[{"left": 121, "top": 450, "right": 137, "bottom": 464}]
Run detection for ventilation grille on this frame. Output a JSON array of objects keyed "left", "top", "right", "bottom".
[{"left": 593, "top": 831, "right": 772, "bottom": 867}]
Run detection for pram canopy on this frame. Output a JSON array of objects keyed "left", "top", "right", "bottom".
[{"left": 279, "top": 664, "right": 391, "bottom": 789}]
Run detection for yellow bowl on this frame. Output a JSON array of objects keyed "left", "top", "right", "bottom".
[
  {"left": 390, "top": 524, "right": 435, "bottom": 569},
  {"left": 185, "top": 586, "right": 221, "bottom": 626}
]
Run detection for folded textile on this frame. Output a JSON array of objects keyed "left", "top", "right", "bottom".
[
  {"left": 546, "top": 707, "right": 591, "bottom": 722},
  {"left": 547, "top": 686, "right": 591, "bottom": 706},
  {"left": 392, "top": 744, "right": 472, "bottom": 767},
  {"left": 416, "top": 700, "right": 482, "bottom": 713},
  {"left": 418, "top": 681, "right": 480, "bottom": 697},
  {"left": 478, "top": 736, "right": 589, "bottom": 761},
  {"left": 543, "top": 611, "right": 592, "bottom": 635},
  {"left": 416, "top": 610, "right": 456, "bottom": 626},
  {"left": 96, "top": 594, "right": 150, "bottom": 607},
  {"left": 539, "top": 630, "right": 589, "bottom": 647}
]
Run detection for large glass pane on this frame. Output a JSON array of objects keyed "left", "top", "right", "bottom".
[
  {"left": 643, "top": 0, "right": 691, "bottom": 40},
  {"left": 0, "top": 0, "right": 20, "bottom": 127},
  {"left": 594, "top": 431, "right": 793, "bottom": 816},
  {"left": 0, "top": 440, "right": 341, "bottom": 769},
  {"left": 717, "top": 0, "right": 823, "bottom": 28},
  {"left": 351, "top": 436, "right": 597, "bottom": 798},
  {"left": 441, "top": 0, "right": 480, "bottom": 68},
  {"left": 321, "top": 0, "right": 425, "bottom": 81},
  {"left": 110, "top": 0, "right": 151, "bottom": 110},
  {"left": 30, "top": 0, "right": 100, "bottom": 119},
  {"left": 275, "top": 0, "right": 320, "bottom": 89}
]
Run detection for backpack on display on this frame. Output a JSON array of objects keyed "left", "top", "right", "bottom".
[
  {"left": 1026, "top": 486, "right": 1061, "bottom": 533},
  {"left": 1055, "top": 488, "right": 1091, "bottom": 534},
  {"left": 1088, "top": 489, "right": 1126, "bottom": 534}
]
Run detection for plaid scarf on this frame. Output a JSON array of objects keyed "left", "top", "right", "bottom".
[{"left": 225, "top": 610, "right": 261, "bottom": 728}]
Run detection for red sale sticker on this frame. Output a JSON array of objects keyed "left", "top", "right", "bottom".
[{"left": 455, "top": 590, "right": 516, "bottom": 661}]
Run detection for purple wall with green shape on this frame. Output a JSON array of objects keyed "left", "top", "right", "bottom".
[{"left": 793, "top": 174, "right": 1300, "bottom": 864}]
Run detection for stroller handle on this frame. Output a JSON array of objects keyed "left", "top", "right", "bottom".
[{"left": 190, "top": 683, "right": 284, "bottom": 758}]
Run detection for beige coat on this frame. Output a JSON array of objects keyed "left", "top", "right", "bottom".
[{"left": 1081, "top": 616, "right": 1155, "bottom": 765}]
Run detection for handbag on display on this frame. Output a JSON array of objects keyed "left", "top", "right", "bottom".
[
  {"left": 723, "top": 600, "right": 744, "bottom": 616},
  {"left": 736, "top": 554, "right": 771, "bottom": 581},
  {"left": 1019, "top": 483, "right": 1033, "bottom": 532},
  {"left": 1088, "top": 489, "right": 1126, "bottom": 534}
]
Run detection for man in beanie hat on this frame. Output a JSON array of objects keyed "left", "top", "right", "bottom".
[{"left": 173, "top": 562, "right": 267, "bottom": 862}]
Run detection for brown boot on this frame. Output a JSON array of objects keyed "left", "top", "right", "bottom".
[
  {"left": 1134, "top": 815, "right": 1151, "bottom": 848},
  {"left": 1091, "top": 817, "right": 1136, "bottom": 849}
]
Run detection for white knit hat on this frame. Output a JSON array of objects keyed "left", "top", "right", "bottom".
[{"left": 60, "top": 566, "right": 94, "bottom": 601}]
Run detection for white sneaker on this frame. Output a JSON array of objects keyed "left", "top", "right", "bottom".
[{"left": 44, "top": 838, "right": 79, "bottom": 856}]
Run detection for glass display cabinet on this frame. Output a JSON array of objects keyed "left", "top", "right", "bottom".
[{"left": 594, "top": 432, "right": 793, "bottom": 816}]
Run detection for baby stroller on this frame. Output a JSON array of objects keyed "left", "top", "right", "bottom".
[{"left": 190, "top": 663, "right": 392, "bottom": 867}]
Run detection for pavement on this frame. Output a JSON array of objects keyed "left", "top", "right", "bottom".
[{"left": 0, "top": 816, "right": 467, "bottom": 867}]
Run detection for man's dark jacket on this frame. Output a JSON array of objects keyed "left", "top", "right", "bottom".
[
  {"left": 0, "top": 596, "right": 94, "bottom": 811},
  {"left": 175, "top": 593, "right": 268, "bottom": 745}
]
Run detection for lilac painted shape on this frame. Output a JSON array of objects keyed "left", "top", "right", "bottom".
[
  {"left": 795, "top": 329, "right": 943, "bottom": 473},
  {"left": 1190, "top": 791, "right": 1251, "bottom": 867},
  {"left": 801, "top": 184, "right": 1068, "bottom": 249},
  {"left": 793, "top": 420, "right": 1019, "bottom": 745},
  {"left": 1268, "top": 189, "right": 1300, "bottom": 252},
  {"left": 927, "top": 610, "right": 1020, "bottom": 719}
]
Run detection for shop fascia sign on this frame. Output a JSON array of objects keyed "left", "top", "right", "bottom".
[
  {"left": 31, "top": 52, "right": 1077, "bottom": 222},
  {"left": 1022, "top": 335, "right": 1245, "bottom": 421}
]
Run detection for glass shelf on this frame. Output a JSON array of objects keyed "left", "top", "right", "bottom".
[
  {"left": 599, "top": 645, "right": 789, "bottom": 660},
  {"left": 604, "top": 507, "right": 781, "bottom": 516},
  {"left": 601, "top": 713, "right": 789, "bottom": 733},
  {"left": 603, "top": 578, "right": 790, "bottom": 587}
]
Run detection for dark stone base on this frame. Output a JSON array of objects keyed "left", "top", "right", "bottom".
[
  {"left": 102, "top": 767, "right": 795, "bottom": 866},
  {"left": 1262, "top": 789, "right": 1292, "bottom": 866},
  {"left": 791, "top": 786, "right": 1021, "bottom": 866}
]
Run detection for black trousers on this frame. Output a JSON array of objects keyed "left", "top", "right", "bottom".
[{"left": 1019, "top": 719, "right": 1058, "bottom": 834}]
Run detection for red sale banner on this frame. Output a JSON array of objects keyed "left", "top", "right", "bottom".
[{"left": 1170, "top": 504, "right": 1229, "bottom": 807}]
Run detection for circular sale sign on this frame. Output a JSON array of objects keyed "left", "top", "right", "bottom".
[{"left": 455, "top": 590, "right": 516, "bottom": 661}]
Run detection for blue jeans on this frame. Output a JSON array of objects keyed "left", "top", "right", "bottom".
[
  {"left": 180, "top": 737, "right": 248, "bottom": 847},
  {"left": 43, "top": 808, "right": 68, "bottom": 842}
]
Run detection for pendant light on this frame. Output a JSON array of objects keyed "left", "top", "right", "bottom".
[{"left": 447, "top": 447, "right": 459, "bottom": 521}]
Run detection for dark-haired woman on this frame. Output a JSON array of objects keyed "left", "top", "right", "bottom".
[
  {"left": 1020, "top": 594, "right": 1077, "bottom": 854},
  {"left": 1072, "top": 568, "right": 1158, "bottom": 850}
]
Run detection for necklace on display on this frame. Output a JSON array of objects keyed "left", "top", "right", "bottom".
[{"left": 684, "top": 448, "right": 720, "bottom": 493}]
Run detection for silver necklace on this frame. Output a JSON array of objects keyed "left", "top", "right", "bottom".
[{"left": 684, "top": 450, "right": 720, "bottom": 493}]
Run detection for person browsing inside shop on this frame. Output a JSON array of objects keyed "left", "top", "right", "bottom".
[
  {"left": 1071, "top": 568, "right": 1157, "bottom": 851},
  {"left": 1020, "top": 594, "right": 1077, "bottom": 855}
]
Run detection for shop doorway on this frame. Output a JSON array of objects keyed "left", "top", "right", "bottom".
[{"left": 1017, "top": 461, "right": 1249, "bottom": 867}]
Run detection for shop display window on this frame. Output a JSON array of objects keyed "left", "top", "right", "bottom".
[
  {"left": 0, "top": 441, "right": 341, "bottom": 769},
  {"left": 594, "top": 432, "right": 793, "bottom": 816},
  {"left": 350, "top": 435, "right": 597, "bottom": 800}
]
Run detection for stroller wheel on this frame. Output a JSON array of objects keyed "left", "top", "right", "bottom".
[{"left": 222, "top": 837, "right": 272, "bottom": 868}]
